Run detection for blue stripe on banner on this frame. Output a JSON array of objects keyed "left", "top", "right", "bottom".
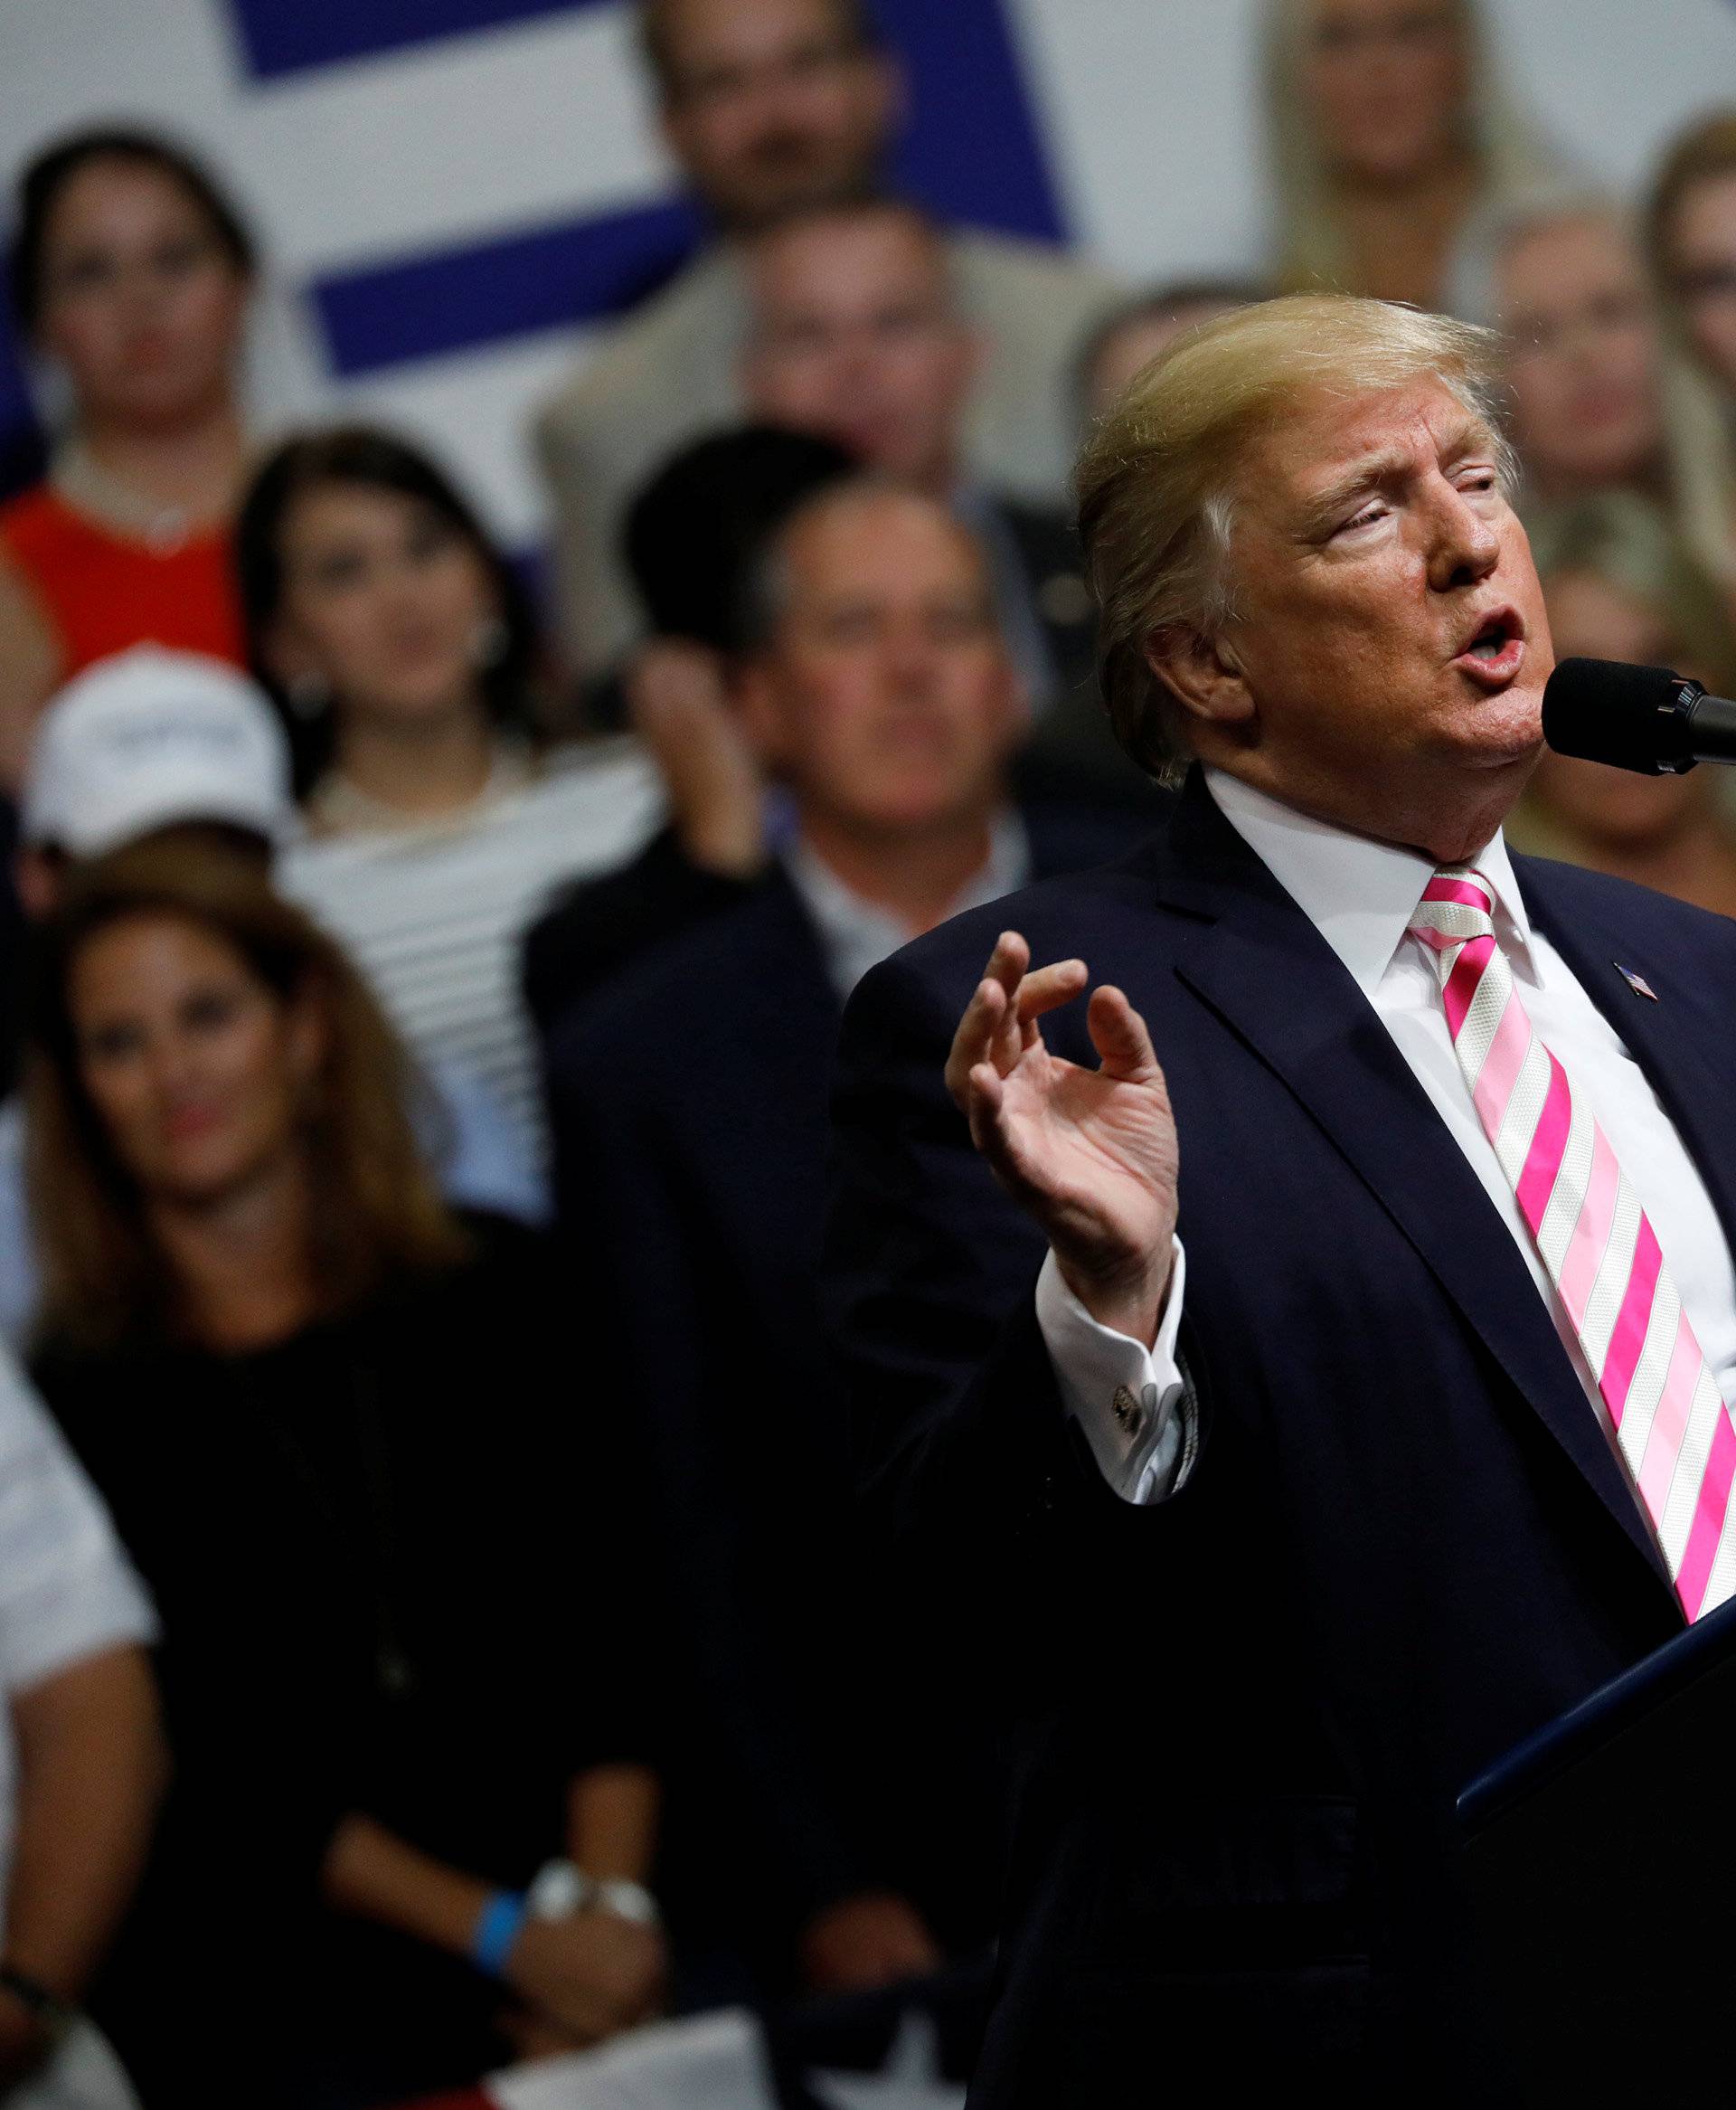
[
  {"left": 314, "top": 197, "right": 705, "bottom": 376},
  {"left": 0, "top": 283, "right": 45, "bottom": 506},
  {"left": 231, "top": 0, "right": 609, "bottom": 79},
  {"left": 305, "top": 0, "right": 1065, "bottom": 378},
  {"left": 878, "top": 0, "right": 1067, "bottom": 244}
]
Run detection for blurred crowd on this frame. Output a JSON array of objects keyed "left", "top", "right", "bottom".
[{"left": 0, "top": 0, "right": 1731, "bottom": 2103}]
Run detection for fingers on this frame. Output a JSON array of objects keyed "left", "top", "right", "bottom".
[
  {"left": 1087, "top": 985, "right": 1165, "bottom": 1085},
  {"left": 946, "top": 932, "right": 1024, "bottom": 1106},
  {"left": 1015, "top": 959, "right": 1089, "bottom": 1038},
  {"left": 946, "top": 975, "right": 1008, "bottom": 1109},
  {"left": 964, "top": 1062, "right": 1041, "bottom": 1202},
  {"left": 945, "top": 933, "right": 1086, "bottom": 1108}
]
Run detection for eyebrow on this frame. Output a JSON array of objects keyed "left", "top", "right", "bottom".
[{"left": 1294, "top": 418, "right": 1495, "bottom": 537}]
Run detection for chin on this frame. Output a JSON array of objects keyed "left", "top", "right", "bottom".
[
  {"left": 376, "top": 678, "right": 472, "bottom": 721},
  {"left": 855, "top": 785, "right": 967, "bottom": 834},
  {"left": 1467, "top": 685, "right": 1545, "bottom": 767},
  {"left": 114, "top": 380, "right": 214, "bottom": 428},
  {"left": 154, "top": 1166, "right": 247, "bottom": 1210}
]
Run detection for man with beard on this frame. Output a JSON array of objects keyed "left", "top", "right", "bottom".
[{"left": 535, "top": 0, "right": 1118, "bottom": 682}]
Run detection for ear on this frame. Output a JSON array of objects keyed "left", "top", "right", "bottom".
[{"left": 1143, "top": 625, "right": 1257, "bottom": 740}]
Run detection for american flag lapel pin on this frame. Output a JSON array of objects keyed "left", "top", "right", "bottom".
[{"left": 1615, "top": 963, "right": 1659, "bottom": 1002}]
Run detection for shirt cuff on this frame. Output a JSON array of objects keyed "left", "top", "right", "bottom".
[{"left": 1034, "top": 1238, "right": 1192, "bottom": 1505}]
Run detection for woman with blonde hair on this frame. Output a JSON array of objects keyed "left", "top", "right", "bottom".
[
  {"left": 1264, "top": 0, "right": 1565, "bottom": 308},
  {"left": 24, "top": 839, "right": 665, "bottom": 2103},
  {"left": 1646, "top": 109, "right": 1736, "bottom": 588},
  {"left": 1448, "top": 185, "right": 1734, "bottom": 584},
  {"left": 1512, "top": 489, "right": 1736, "bottom": 916}
]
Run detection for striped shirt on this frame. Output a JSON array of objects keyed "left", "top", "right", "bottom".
[{"left": 283, "top": 740, "right": 664, "bottom": 1172}]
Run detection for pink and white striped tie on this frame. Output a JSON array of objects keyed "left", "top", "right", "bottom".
[{"left": 1409, "top": 868, "right": 1736, "bottom": 1622}]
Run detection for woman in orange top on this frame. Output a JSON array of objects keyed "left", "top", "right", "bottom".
[{"left": 0, "top": 129, "right": 256, "bottom": 788}]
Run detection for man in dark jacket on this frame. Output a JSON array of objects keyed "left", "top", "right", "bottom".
[
  {"left": 825, "top": 295, "right": 1736, "bottom": 2103},
  {"left": 541, "top": 478, "right": 1150, "bottom": 1998}
]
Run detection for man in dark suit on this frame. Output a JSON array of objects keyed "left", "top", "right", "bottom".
[
  {"left": 542, "top": 477, "right": 1146, "bottom": 2004},
  {"left": 826, "top": 295, "right": 1736, "bottom": 2102}
]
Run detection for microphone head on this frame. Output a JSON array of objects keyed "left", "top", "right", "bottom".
[{"left": 1541, "top": 658, "right": 1701, "bottom": 775}]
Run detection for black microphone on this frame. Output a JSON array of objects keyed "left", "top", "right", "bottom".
[{"left": 1542, "top": 657, "right": 1736, "bottom": 776}]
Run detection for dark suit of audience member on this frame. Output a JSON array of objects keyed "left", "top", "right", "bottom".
[
  {"left": 543, "top": 797, "right": 1146, "bottom": 1980},
  {"left": 541, "top": 472, "right": 1156, "bottom": 1994}
]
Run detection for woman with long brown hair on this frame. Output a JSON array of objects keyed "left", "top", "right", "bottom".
[{"left": 24, "top": 840, "right": 665, "bottom": 2105}]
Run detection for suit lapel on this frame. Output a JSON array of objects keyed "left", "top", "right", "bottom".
[{"left": 1158, "top": 777, "right": 1674, "bottom": 1589}]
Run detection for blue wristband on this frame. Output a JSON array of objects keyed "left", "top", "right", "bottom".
[{"left": 470, "top": 1889, "right": 527, "bottom": 1978}]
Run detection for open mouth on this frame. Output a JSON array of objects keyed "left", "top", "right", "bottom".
[{"left": 1453, "top": 609, "right": 1526, "bottom": 686}]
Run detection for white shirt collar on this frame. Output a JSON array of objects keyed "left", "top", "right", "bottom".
[
  {"left": 1202, "top": 765, "right": 1539, "bottom": 997},
  {"left": 784, "top": 807, "right": 1031, "bottom": 1003}
]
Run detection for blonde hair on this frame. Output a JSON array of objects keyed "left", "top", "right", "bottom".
[
  {"left": 1076, "top": 294, "right": 1511, "bottom": 781},
  {"left": 24, "top": 838, "right": 468, "bottom": 1353},
  {"left": 1528, "top": 489, "right": 1736, "bottom": 699},
  {"left": 1646, "top": 110, "right": 1736, "bottom": 587},
  {"left": 1449, "top": 185, "right": 1735, "bottom": 587},
  {"left": 1443, "top": 185, "right": 1631, "bottom": 334},
  {"left": 1264, "top": 0, "right": 1564, "bottom": 296}
]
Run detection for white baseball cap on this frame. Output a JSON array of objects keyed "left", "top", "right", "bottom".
[{"left": 22, "top": 646, "right": 298, "bottom": 857}]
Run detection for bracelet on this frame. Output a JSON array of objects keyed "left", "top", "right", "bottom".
[
  {"left": 593, "top": 1878, "right": 661, "bottom": 1928},
  {"left": 526, "top": 1858, "right": 594, "bottom": 1920},
  {"left": 468, "top": 1889, "right": 527, "bottom": 1979},
  {"left": 523, "top": 1859, "right": 661, "bottom": 1928}
]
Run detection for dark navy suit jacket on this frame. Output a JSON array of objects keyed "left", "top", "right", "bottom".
[
  {"left": 542, "top": 800, "right": 1148, "bottom": 1976},
  {"left": 825, "top": 769, "right": 1736, "bottom": 2104}
]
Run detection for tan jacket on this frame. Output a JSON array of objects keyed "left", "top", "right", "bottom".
[{"left": 534, "top": 229, "right": 1120, "bottom": 677}]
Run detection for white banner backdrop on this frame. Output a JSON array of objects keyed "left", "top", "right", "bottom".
[{"left": 2, "top": 0, "right": 1732, "bottom": 549}]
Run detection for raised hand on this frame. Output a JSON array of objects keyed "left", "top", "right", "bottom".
[
  {"left": 945, "top": 932, "right": 1179, "bottom": 1345},
  {"left": 504, "top": 1910, "right": 666, "bottom": 2046},
  {"left": 626, "top": 639, "right": 767, "bottom": 877}
]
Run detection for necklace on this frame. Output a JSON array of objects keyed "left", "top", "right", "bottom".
[{"left": 52, "top": 443, "right": 217, "bottom": 554}]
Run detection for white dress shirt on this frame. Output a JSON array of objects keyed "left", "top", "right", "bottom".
[{"left": 1037, "top": 767, "right": 1736, "bottom": 1525}]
